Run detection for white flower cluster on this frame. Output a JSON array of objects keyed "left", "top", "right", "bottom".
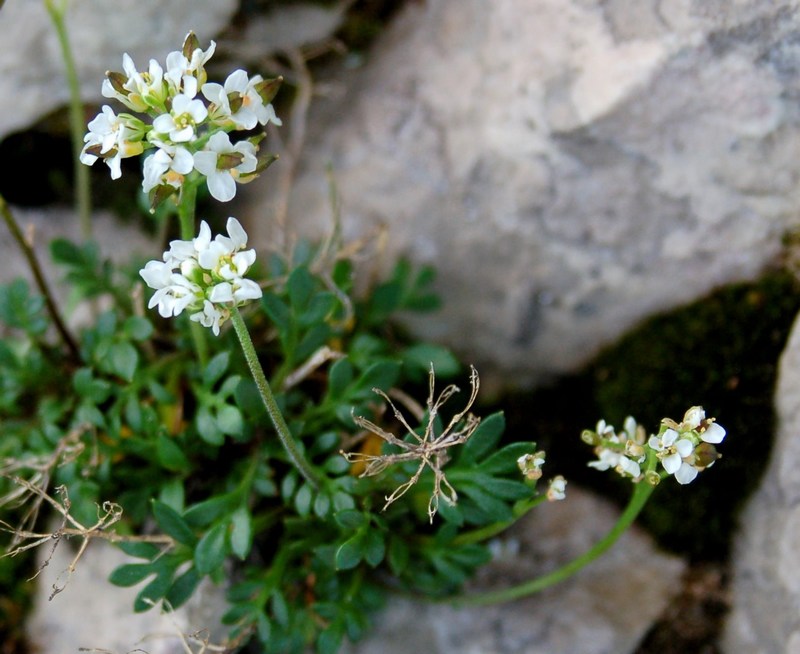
[
  {"left": 647, "top": 406, "right": 725, "bottom": 485},
  {"left": 80, "top": 32, "right": 281, "bottom": 204},
  {"left": 584, "top": 407, "right": 726, "bottom": 485},
  {"left": 139, "top": 217, "right": 262, "bottom": 335}
]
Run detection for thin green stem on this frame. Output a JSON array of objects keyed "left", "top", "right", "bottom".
[
  {"left": 44, "top": 0, "right": 91, "bottom": 239},
  {"left": 0, "top": 194, "right": 80, "bottom": 360},
  {"left": 452, "top": 480, "right": 656, "bottom": 607},
  {"left": 177, "top": 182, "right": 198, "bottom": 241},
  {"left": 175, "top": 182, "right": 208, "bottom": 366},
  {"left": 230, "top": 306, "right": 320, "bottom": 490}
]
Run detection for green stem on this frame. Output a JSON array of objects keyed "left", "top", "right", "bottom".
[
  {"left": 177, "top": 182, "right": 198, "bottom": 240},
  {"left": 175, "top": 182, "right": 208, "bottom": 366},
  {"left": 452, "top": 480, "right": 656, "bottom": 607},
  {"left": 0, "top": 193, "right": 80, "bottom": 360},
  {"left": 44, "top": 0, "right": 92, "bottom": 239},
  {"left": 230, "top": 306, "right": 320, "bottom": 490}
]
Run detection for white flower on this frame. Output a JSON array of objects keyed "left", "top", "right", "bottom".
[
  {"left": 682, "top": 406, "right": 705, "bottom": 430},
  {"left": 139, "top": 260, "right": 201, "bottom": 318},
  {"left": 701, "top": 422, "right": 726, "bottom": 444},
  {"left": 517, "top": 451, "right": 545, "bottom": 481},
  {"left": 193, "top": 132, "right": 258, "bottom": 202},
  {"left": 165, "top": 37, "right": 216, "bottom": 91},
  {"left": 189, "top": 300, "right": 227, "bottom": 336},
  {"left": 202, "top": 70, "right": 282, "bottom": 130},
  {"left": 649, "top": 428, "right": 696, "bottom": 482},
  {"left": 152, "top": 85, "right": 208, "bottom": 143},
  {"left": 142, "top": 142, "right": 194, "bottom": 192},
  {"left": 140, "top": 218, "right": 261, "bottom": 335},
  {"left": 547, "top": 476, "right": 567, "bottom": 501},
  {"left": 80, "top": 106, "right": 145, "bottom": 179},
  {"left": 102, "top": 53, "right": 168, "bottom": 112}
]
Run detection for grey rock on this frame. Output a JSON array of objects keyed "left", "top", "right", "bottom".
[
  {"left": 26, "top": 537, "right": 228, "bottom": 654},
  {"left": 344, "top": 486, "right": 685, "bottom": 654},
  {"left": 722, "top": 312, "right": 800, "bottom": 653},
  {"left": 246, "top": 0, "right": 800, "bottom": 388},
  {"left": 0, "top": 0, "right": 237, "bottom": 140}
]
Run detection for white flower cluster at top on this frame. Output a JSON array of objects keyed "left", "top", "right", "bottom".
[
  {"left": 585, "top": 406, "right": 726, "bottom": 485},
  {"left": 139, "top": 217, "right": 262, "bottom": 335},
  {"left": 80, "top": 32, "right": 281, "bottom": 204}
]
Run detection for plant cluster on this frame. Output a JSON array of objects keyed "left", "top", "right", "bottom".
[{"left": 0, "top": 27, "right": 727, "bottom": 654}]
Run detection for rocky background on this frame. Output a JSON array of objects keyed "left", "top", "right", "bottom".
[{"left": 1, "top": 0, "right": 799, "bottom": 652}]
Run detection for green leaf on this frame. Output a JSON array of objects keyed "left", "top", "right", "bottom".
[
  {"left": 106, "top": 342, "right": 139, "bottom": 382},
  {"left": 156, "top": 434, "right": 189, "bottom": 472},
  {"left": 203, "top": 352, "right": 230, "bottom": 387},
  {"left": 363, "top": 529, "right": 385, "bottom": 567},
  {"left": 117, "top": 541, "right": 160, "bottom": 560},
  {"left": 334, "top": 509, "right": 366, "bottom": 530},
  {"left": 297, "top": 292, "right": 336, "bottom": 327},
  {"left": 134, "top": 575, "right": 173, "bottom": 612},
  {"left": 73, "top": 368, "right": 112, "bottom": 404},
  {"left": 229, "top": 507, "right": 252, "bottom": 560},
  {"left": 353, "top": 361, "right": 401, "bottom": 396},
  {"left": 165, "top": 566, "right": 200, "bottom": 609},
  {"left": 335, "top": 531, "right": 365, "bottom": 570},
  {"left": 195, "top": 523, "right": 228, "bottom": 575},
  {"left": 184, "top": 494, "right": 239, "bottom": 528},
  {"left": 317, "top": 623, "right": 344, "bottom": 654},
  {"left": 123, "top": 316, "right": 153, "bottom": 341},
  {"left": 0, "top": 279, "right": 47, "bottom": 335},
  {"left": 401, "top": 343, "right": 460, "bottom": 381},
  {"left": 479, "top": 441, "right": 537, "bottom": 476},
  {"left": 313, "top": 492, "right": 331, "bottom": 518},
  {"left": 460, "top": 412, "right": 506, "bottom": 464},
  {"left": 327, "top": 359, "right": 353, "bottom": 399},
  {"left": 459, "top": 484, "right": 513, "bottom": 521},
  {"left": 108, "top": 563, "right": 153, "bottom": 587},
  {"left": 152, "top": 500, "right": 197, "bottom": 547},
  {"left": 216, "top": 404, "right": 243, "bottom": 436},
  {"left": 196, "top": 405, "right": 223, "bottom": 445},
  {"left": 261, "top": 295, "right": 290, "bottom": 330},
  {"left": 294, "top": 484, "right": 313, "bottom": 517},
  {"left": 387, "top": 537, "right": 410, "bottom": 575},
  {"left": 287, "top": 266, "right": 315, "bottom": 310},
  {"left": 271, "top": 590, "right": 289, "bottom": 627}
]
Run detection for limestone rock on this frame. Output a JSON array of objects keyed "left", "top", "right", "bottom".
[
  {"left": 722, "top": 312, "right": 800, "bottom": 653},
  {"left": 0, "top": 0, "right": 237, "bottom": 140},
  {"left": 249, "top": 0, "right": 800, "bottom": 387},
  {"left": 26, "top": 537, "right": 228, "bottom": 654},
  {"left": 344, "top": 486, "right": 685, "bottom": 654}
]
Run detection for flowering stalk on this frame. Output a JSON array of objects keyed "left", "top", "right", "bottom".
[
  {"left": 453, "top": 477, "right": 656, "bottom": 606},
  {"left": 230, "top": 306, "right": 320, "bottom": 489},
  {"left": 44, "top": 0, "right": 92, "bottom": 238}
]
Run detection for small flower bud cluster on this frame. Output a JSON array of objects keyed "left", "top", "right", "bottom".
[
  {"left": 80, "top": 32, "right": 281, "bottom": 206},
  {"left": 584, "top": 407, "right": 726, "bottom": 486},
  {"left": 586, "top": 416, "right": 647, "bottom": 481},
  {"left": 139, "top": 217, "right": 261, "bottom": 335}
]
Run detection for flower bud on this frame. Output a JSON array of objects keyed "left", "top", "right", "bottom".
[
  {"left": 693, "top": 442, "right": 720, "bottom": 469},
  {"left": 644, "top": 470, "right": 661, "bottom": 486},
  {"left": 581, "top": 429, "right": 600, "bottom": 445}
]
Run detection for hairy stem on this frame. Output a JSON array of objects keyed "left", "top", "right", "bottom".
[
  {"left": 0, "top": 194, "right": 80, "bottom": 360},
  {"left": 44, "top": 0, "right": 92, "bottom": 239},
  {"left": 230, "top": 306, "right": 320, "bottom": 489}
]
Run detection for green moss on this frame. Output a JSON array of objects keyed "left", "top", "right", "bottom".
[{"left": 506, "top": 271, "right": 800, "bottom": 561}]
